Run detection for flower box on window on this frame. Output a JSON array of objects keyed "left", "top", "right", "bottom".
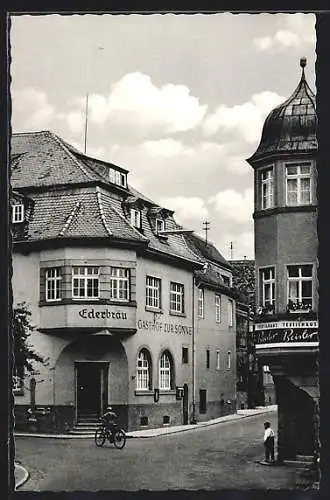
[
  {"left": 287, "top": 300, "right": 312, "bottom": 314},
  {"left": 256, "top": 304, "right": 275, "bottom": 316}
]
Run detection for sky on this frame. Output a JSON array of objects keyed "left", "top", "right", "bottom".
[{"left": 10, "top": 13, "right": 316, "bottom": 260}]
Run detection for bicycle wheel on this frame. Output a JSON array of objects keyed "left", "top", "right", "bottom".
[
  {"left": 94, "top": 428, "right": 106, "bottom": 447},
  {"left": 113, "top": 429, "right": 126, "bottom": 449}
]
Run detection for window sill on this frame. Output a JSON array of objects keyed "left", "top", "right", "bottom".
[
  {"left": 145, "top": 306, "right": 163, "bottom": 314},
  {"left": 159, "top": 390, "right": 176, "bottom": 395},
  {"left": 135, "top": 390, "right": 154, "bottom": 396},
  {"left": 39, "top": 299, "right": 137, "bottom": 307},
  {"left": 169, "top": 311, "right": 186, "bottom": 318}
]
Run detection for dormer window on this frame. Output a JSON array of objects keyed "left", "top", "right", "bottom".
[
  {"left": 130, "top": 208, "right": 142, "bottom": 229},
  {"left": 12, "top": 203, "right": 24, "bottom": 223},
  {"left": 156, "top": 218, "right": 165, "bottom": 234},
  {"left": 109, "top": 167, "right": 127, "bottom": 188}
]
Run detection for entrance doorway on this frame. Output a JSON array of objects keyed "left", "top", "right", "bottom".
[
  {"left": 76, "top": 362, "right": 109, "bottom": 422},
  {"left": 183, "top": 383, "right": 189, "bottom": 425}
]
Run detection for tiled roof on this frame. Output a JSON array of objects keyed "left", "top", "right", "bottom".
[
  {"left": 11, "top": 131, "right": 100, "bottom": 188},
  {"left": 184, "top": 232, "right": 232, "bottom": 270}
]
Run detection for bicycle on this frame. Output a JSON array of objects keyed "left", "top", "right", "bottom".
[{"left": 94, "top": 423, "right": 126, "bottom": 449}]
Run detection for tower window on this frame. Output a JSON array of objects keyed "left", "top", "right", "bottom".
[
  {"left": 287, "top": 264, "right": 313, "bottom": 309},
  {"left": 260, "top": 168, "right": 274, "bottom": 210},
  {"left": 286, "top": 164, "right": 311, "bottom": 205},
  {"left": 260, "top": 267, "right": 275, "bottom": 309}
]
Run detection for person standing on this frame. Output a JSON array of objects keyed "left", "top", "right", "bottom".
[{"left": 263, "top": 421, "right": 275, "bottom": 463}]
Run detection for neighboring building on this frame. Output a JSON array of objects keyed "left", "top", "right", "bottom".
[
  {"left": 11, "top": 130, "right": 237, "bottom": 433},
  {"left": 230, "top": 259, "right": 267, "bottom": 409},
  {"left": 247, "top": 58, "right": 319, "bottom": 462}
]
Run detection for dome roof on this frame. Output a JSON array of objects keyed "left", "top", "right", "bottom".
[{"left": 247, "top": 58, "right": 317, "bottom": 165}]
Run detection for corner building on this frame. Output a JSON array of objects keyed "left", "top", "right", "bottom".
[
  {"left": 247, "top": 59, "right": 319, "bottom": 462},
  {"left": 11, "top": 131, "right": 237, "bottom": 433}
]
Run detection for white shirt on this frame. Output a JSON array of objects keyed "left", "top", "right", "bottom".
[{"left": 264, "top": 428, "right": 275, "bottom": 442}]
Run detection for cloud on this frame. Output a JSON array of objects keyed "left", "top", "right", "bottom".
[
  {"left": 254, "top": 13, "right": 315, "bottom": 51},
  {"left": 209, "top": 188, "right": 253, "bottom": 223},
  {"left": 158, "top": 196, "right": 209, "bottom": 224},
  {"left": 65, "top": 72, "right": 207, "bottom": 138},
  {"left": 11, "top": 88, "right": 61, "bottom": 131},
  {"left": 203, "top": 91, "right": 286, "bottom": 143}
]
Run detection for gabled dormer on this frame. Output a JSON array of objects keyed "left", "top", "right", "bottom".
[
  {"left": 11, "top": 191, "right": 27, "bottom": 224},
  {"left": 147, "top": 206, "right": 171, "bottom": 239}
]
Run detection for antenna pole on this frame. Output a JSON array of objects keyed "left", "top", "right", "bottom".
[
  {"left": 84, "top": 93, "right": 89, "bottom": 154},
  {"left": 202, "top": 221, "right": 210, "bottom": 243},
  {"left": 230, "top": 241, "right": 234, "bottom": 260}
]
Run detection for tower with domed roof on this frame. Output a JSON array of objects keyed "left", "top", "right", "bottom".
[{"left": 247, "top": 58, "right": 319, "bottom": 463}]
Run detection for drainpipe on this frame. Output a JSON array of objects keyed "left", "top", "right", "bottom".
[{"left": 191, "top": 274, "right": 197, "bottom": 424}]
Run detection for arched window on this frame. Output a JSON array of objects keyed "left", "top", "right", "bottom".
[
  {"left": 159, "top": 351, "right": 174, "bottom": 390},
  {"left": 136, "top": 349, "right": 152, "bottom": 390}
]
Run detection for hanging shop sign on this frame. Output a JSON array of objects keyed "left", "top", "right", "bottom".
[{"left": 137, "top": 319, "right": 192, "bottom": 335}]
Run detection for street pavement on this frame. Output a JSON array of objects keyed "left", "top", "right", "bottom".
[{"left": 14, "top": 409, "right": 302, "bottom": 491}]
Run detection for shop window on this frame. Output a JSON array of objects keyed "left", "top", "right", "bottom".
[
  {"left": 215, "top": 294, "right": 221, "bottom": 323},
  {"left": 170, "top": 282, "right": 184, "bottom": 314},
  {"left": 140, "top": 416, "right": 148, "bottom": 426},
  {"left": 45, "top": 267, "right": 62, "bottom": 302},
  {"left": 110, "top": 267, "right": 130, "bottom": 301},
  {"left": 286, "top": 164, "right": 311, "bottom": 206},
  {"left": 136, "top": 349, "right": 152, "bottom": 391},
  {"left": 159, "top": 351, "right": 174, "bottom": 390},
  {"left": 260, "top": 167, "right": 274, "bottom": 209},
  {"left": 12, "top": 203, "right": 25, "bottom": 223},
  {"left": 72, "top": 266, "right": 99, "bottom": 299},
  {"left": 146, "top": 276, "right": 161, "bottom": 310},
  {"left": 199, "top": 389, "right": 207, "bottom": 414},
  {"left": 182, "top": 347, "right": 189, "bottom": 364}
]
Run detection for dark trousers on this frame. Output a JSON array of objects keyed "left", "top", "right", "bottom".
[{"left": 264, "top": 436, "right": 275, "bottom": 462}]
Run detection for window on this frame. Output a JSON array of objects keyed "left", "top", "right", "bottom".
[
  {"left": 136, "top": 349, "right": 151, "bottom": 391},
  {"left": 198, "top": 288, "right": 204, "bottom": 318},
  {"left": 72, "top": 267, "right": 99, "bottom": 299},
  {"left": 46, "top": 268, "right": 62, "bottom": 302},
  {"left": 182, "top": 347, "right": 189, "bottom": 364},
  {"left": 215, "top": 294, "right": 221, "bottom": 323},
  {"left": 130, "top": 208, "right": 142, "bottom": 229},
  {"left": 156, "top": 218, "right": 165, "bottom": 233},
  {"left": 146, "top": 276, "right": 161, "bottom": 309},
  {"left": 109, "top": 167, "right": 127, "bottom": 187},
  {"left": 206, "top": 349, "right": 210, "bottom": 369},
  {"left": 286, "top": 164, "right": 311, "bottom": 206},
  {"left": 260, "top": 267, "right": 275, "bottom": 308},
  {"left": 199, "top": 389, "right": 207, "bottom": 414},
  {"left": 170, "top": 282, "right": 184, "bottom": 314},
  {"left": 159, "top": 351, "right": 173, "bottom": 390},
  {"left": 227, "top": 351, "right": 232, "bottom": 370},
  {"left": 221, "top": 275, "right": 231, "bottom": 287},
  {"left": 228, "top": 299, "right": 234, "bottom": 326},
  {"left": 216, "top": 351, "right": 220, "bottom": 370},
  {"left": 287, "top": 264, "right": 313, "bottom": 308},
  {"left": 260, "top": 168, "right": 274, "bottom": 209},
  {"left": 12, "top": 203, "right": 24, "bottom": 223},
  {"left": 110, "top": 267, "right": 130, "bottom": 301}
]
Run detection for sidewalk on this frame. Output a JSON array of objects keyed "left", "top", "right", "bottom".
[{"left": 14, "top": 405, "right": 277, "bottom": 439}]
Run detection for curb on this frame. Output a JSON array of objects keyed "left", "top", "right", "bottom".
[
  {"left": 14, "top": 407, "right": 276, "bottom": 440},
  {"left": 14, "top": 462, "right": 30, "bottom": 490}
]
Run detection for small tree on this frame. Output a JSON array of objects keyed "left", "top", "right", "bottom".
[{"left": 12, "top": 302, "right": 45, "bottom": 379}]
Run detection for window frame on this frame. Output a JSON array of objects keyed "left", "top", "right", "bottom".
[
  {"left": 109, "top": 167, "right": 127, "bottom": 188},
  {"left": 260, "top": 167, "right": 274, "bottom": 210},
  {"left": 159, "top": 351, "right": 174, "bottom": 390},
  {"left": 287, "top": 264, "right": 313, "bottom": 308},
  {"left": 182, "top": 346, "right": 189, "bottom": 364},
  {"left": 260, "top": 266, "right": 276, "bottom": 308},
  {"left": 146, "top": 275, "right": 161, "bottom": 310},
  {"left": 155, "top": 218, "right": 165, "bottom": 234},
  {"left": 169, "top": 281, "right": 185, "bottom": 314},
  {"left": 110, "top": 267, "right": 130, "bottom": 302},
  {"left": 227, "top": 351, "right": 232, "bottom": 370},
  {"left": 215, "top": 294, "right": 221, "bottom": 323},
  {"left": 136, "top": 349, "right": 152, "bottom": 391},
  {"left": 206, "top": 349, "right": 210, "bottom": 369},
  {"left": 216, "top": 351, "right": 221, "bottom": 370},
  {"left": 285, "top": 163, "right": 312, "bottom": 206},
  {"left": 72, "top": 266, "right": 100, "bottom": 300},
  {"left": 228, "top": 299, "right": 234, "bottom": 327},
  {"left": 12, "top": 203, "right": 25, "bottom": 223},
  {"left": 130, "top": 208, "right": 142, "bottom": 229},
  {"left": 198, "top": 288, "right": 204, "bottom": 318},
  {"left": 45, "top": 267, "right": 62, "bottom": 302}
]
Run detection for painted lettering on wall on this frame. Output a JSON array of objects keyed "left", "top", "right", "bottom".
[
  {"left": 255, "top": 328, "right": 319, "bottom": 344},
  {"left": 137, "top": 319, "right": 192, "bottom": 335},
  {"left": 79, "top": 308, "right": 127, "bottom": 320}
]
